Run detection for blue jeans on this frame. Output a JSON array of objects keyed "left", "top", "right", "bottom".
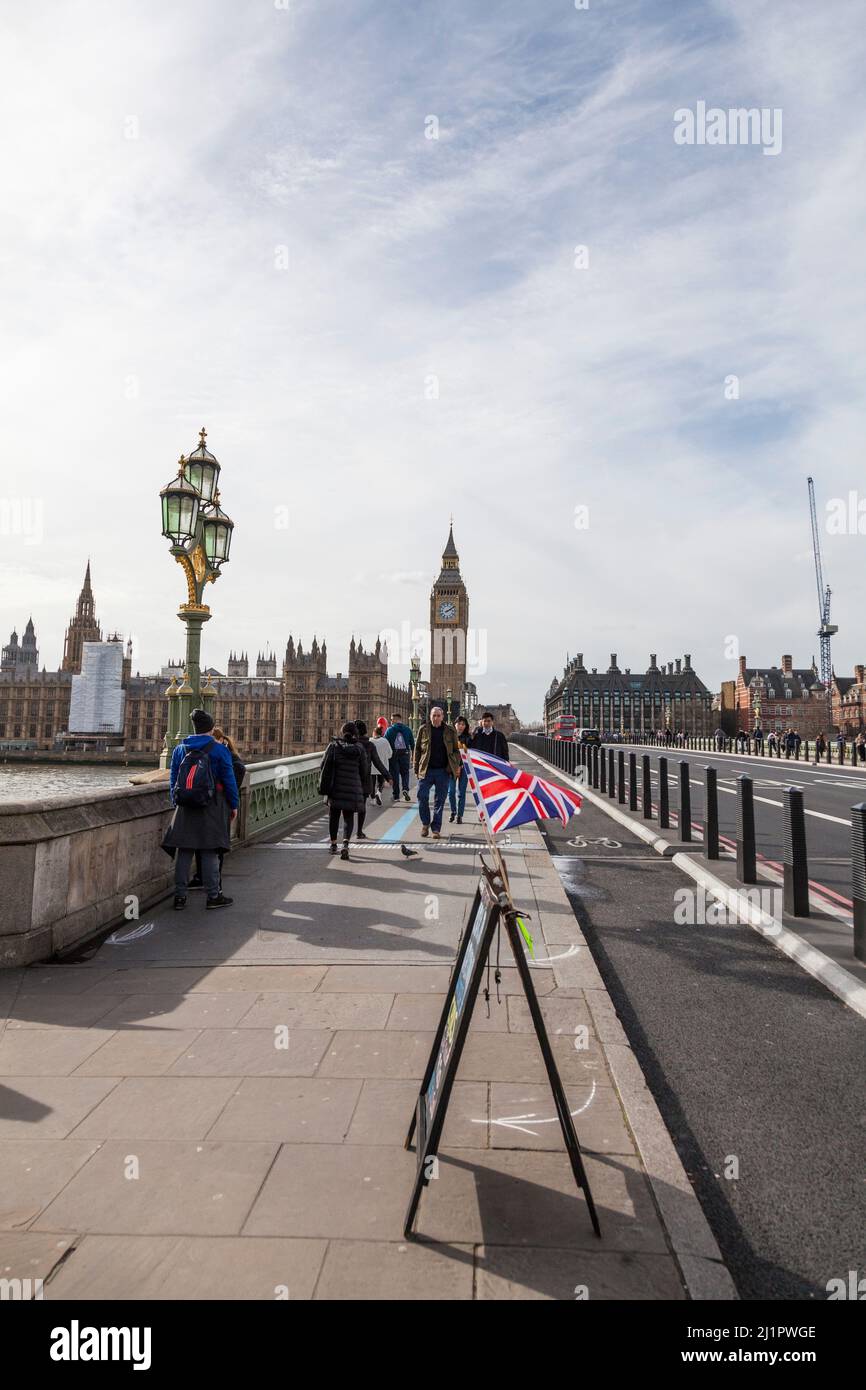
[
  {"left": 417, "top": 768, "right": 450, "bottom": 832},
  {"left": 391, "top": 750, "right": 411, "bottom": 798},
  {"left": 448, "top": 767, "right": 467, "bottom": 817}
]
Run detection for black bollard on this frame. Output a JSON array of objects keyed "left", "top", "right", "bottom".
[
  {"left": 629, "top": 752, "right": 638, "bottom": 811},
  {"left": 642, "top": 754, "right": 652, "bottom": 818},
  {"left": 658, "top": 756, "right": 669, "bottom": 829},
  {"left": 608, "top": 747, "right": 616, "bottom": 798},
  {"left": 782, "top": 787, "right": 809, "bottom": 917},
  {"left": 705, "top": 767, "right": 719, "bottom": 859},
  {"left": 851, "top": 804, "right": 866, "bottom": 962},
  {"left": 592, "top": 744, "right": 599, "bottom": 789},
  {"left": 679, "top": 761, "right": 692, "bottom": 842},
  {"left": 600, "top": 744, "right": 607, "bottom": 793},
  {"left": 618, "top": 750, "right": 626, "bottom": 804},
  {"left": 736, "top": 775, "right": 757, "bottom": 883}
]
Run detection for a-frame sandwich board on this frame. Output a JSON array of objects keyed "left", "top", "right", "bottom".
[{"left": 403, "top": 859, "right": 600, "bottom": 1239}]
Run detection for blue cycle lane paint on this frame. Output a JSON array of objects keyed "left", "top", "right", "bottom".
[{"left": 379, "top": 807, "right": 418, "bottom": 842}]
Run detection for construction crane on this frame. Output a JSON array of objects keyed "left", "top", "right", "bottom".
[{"left": 807, "top": 476, "right": 838, "bottom": 713}]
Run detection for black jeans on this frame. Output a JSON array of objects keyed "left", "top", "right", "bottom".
[{"left": 329, "top": 807, "right": 365, "bottom": 842}]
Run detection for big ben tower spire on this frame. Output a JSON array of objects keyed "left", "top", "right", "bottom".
[{"left": 429, "top": 523, "right": 469, "bottom": 713}]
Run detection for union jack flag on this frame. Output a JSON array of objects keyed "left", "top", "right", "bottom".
[{"left": 461, "top": 748, "right": 582, "bottom": 833}]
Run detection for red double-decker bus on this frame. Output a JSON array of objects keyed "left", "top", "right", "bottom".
[{"left": 551, "top": 716, "right": 576, "bottom": 740}]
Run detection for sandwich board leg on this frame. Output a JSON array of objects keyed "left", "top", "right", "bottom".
[{"left": 502, "top": 908, "right": 601, "bottom": 1238}]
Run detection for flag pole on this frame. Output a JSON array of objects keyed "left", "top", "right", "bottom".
[{"left": 461, "top": 748, "right": 513, "bottom": 904}]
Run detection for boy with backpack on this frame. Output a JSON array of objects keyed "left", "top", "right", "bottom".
[{"left": 163, "top": 708, "right": 239, "bottom": 911}]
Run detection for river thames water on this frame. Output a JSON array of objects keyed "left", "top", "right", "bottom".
[{"left": 0, "top": 765, "right": 142, "bottom": 803}]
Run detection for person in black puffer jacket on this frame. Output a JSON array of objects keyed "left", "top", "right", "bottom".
[{"left": 319, "top": 722, "right": 370, "bottom": 859}]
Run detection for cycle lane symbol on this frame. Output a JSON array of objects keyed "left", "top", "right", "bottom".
[{"left": 567, "top": 834, "right": 622, "bottom": 850}]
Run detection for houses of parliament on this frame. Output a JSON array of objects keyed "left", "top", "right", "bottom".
[{"left": 0, "top": 528, "right": 492, "bottom": 760}]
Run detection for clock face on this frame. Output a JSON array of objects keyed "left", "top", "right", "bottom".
[{"left": 438, "top": 601, "right": 457, "bottom": 621}]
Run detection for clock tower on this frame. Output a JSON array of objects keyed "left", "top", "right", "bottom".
[{"left": 429, "top": 523, "right": 469, "bottom": 713}]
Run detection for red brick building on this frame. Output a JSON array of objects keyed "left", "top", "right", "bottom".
[
  {"left": 832, "top": 666, "right": 866, "bottom": 734},
  {"left": 735, "top": 654, "right": 828, "bottom": 735}
]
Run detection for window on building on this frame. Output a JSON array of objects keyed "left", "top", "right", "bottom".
[{"left": 293, "top": 726, "right": 302, "bottom": 741}]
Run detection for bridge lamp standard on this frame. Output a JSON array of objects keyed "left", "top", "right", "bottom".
[{"left": 158, "top": 428, "right": 235, "bottom": 766}]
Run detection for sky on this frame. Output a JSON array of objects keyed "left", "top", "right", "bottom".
[{"left": 1, "top": 0, "right": 864, "bottom": 720}]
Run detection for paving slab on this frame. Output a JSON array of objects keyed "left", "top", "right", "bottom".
[
  {"left": 0, "top": 1077, "right": 119, "bottom": 1139},
  {"left": 0, "top": 1231, "right": 77, "bottom": 1286},
  {"left": 458, "top": 1032, "right": 605, "bottom": 1084},
  {"left": 167, "top": 1028, "right": 332, "bottom": 1077},
  {"left": 475, "top": 1246, "right": 686, "bottom": 1300},
  {"left": 69, "top": 1076, "right": 240, "bottom": 1141},
  {"left": 71, "top": 1028, "right": 204, "bottom": 1077},
  {"left": 0, "top": 1030, "right": 114, "bottom": 1078},
  {"left": 317, "top": 1030, "right": 436, "bottom": 1080},
  {"left": 345, "top": 1078, "right": 488, "bottom": 1149},
  {"left": 207, "top": 1078, "right": 362, "bottom": 1143},
  {"left": 5, "top": 994, "right": 130, "bottom": 1029},
  {"left": 33, "top": 1141, "right": 280, "bottom": 1236},
  {"left": 0, "top": 1139, "right": 102, "bottom": 1229},
  {"left": 315, "top": 1239, "right": 475, "bottom": 1300},
  {"left": 44, "top": 1234, "right": 327, "bottom": 1300},
  {"left": 236, "top": 991, "right": 393, "bottom": 1031},
  {"left": 489, "top": 1081, "right": 634, "bottom": 1155},
  {"left": 418, "top": 1151, "right": 667, "bottom": 1252},
  {"left": 243, "top": 1143, "right": 416, "bottom": 1240},
  {"left": 96, "top": 992, "right": 259, "bottom": 1031},
  {"left": 190, "top": 965, "right": 327, "bottom": 993},
  {"left": 386, "top": 991, "right": 510, "bottom": 1033}
]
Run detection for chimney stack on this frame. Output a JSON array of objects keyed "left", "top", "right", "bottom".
[
  {"left": 782, "top": 654, "right": 793, "bottom": 675},
  {"left": 684, "top": 653, "right": 692, "bottom": 670},
  {"left": 675, "top": 659, "right": 682, "bottom": 674},
  {"left": 739, "top": 655, "right": 747, "bottom": 676},
  {"left": 856, "top": 665, "right": 865, "bottom": 684}
]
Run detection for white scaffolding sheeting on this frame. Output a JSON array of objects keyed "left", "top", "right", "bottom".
[{"left": 69, "top": 642, "right": 125, "bottom": 733}]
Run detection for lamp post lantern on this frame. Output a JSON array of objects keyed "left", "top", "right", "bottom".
[{"left": 158, "top": 428, "right": 234, "bottom": 766}]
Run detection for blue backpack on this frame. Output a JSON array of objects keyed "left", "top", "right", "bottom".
[{"left": 175, "top": 741, "right": 216, "bottom": 807}]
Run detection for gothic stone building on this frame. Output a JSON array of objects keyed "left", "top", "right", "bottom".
[
  {"left": 2, "top": 565, "right": 411, "bottom": 758},
  {"left": 545, "top": 653, "right": 712, "bottom": 735}
]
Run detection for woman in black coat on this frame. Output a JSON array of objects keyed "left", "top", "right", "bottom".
[{"left": 319, "top": 722, "right": 369, "bottom": 859}]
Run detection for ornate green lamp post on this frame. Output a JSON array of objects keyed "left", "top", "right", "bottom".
[
  {"left": 158, "top": 428, "right": 234, "bottom": 766},
  {"left": 410, "top": 653, "right": 421, "bottom": 736}
]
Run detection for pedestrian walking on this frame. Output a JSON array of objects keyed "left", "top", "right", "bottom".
[
  {"left": 318, "top": 721, "right": 369, "bottom": 859},
  {"left": 857, "top": 732, "right": 866, "bottom": 763},
  {"left": 768, "top": 730, "right": 777, "bottom": 756},
  {"left": 448, "top": 715, "right": 471, "bottom": 824},
  {"left": 356, "top": 719, "right": 392, "bottom": 810},
  {"left": 369, "top": 721, "right": 395, "bottom": 804},
  {"left": 162, "top": 707, "right": 239, "bottom": 911},
  {"left": 189, "top": 727, "right": 246, "bottom": 892},
  {"left": 414, "top": 705, "right": 461, "bottom": 838},
  {"left": 471, "top": 711, "right": 509, "bottom": 760},
  {"left": 815, "top": 731, "right": 827, "bottom": 762},
  {"left": 385, "top": 712, "right": 415, "bottom": 803}
]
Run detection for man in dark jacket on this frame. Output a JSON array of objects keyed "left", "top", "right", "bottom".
[
  {"left": 386, "top": 713, "right": 415, "bottom": 803},
  {"left": 471, "top": 711, "right": 509, "bottom": 761},
  {"left": 413, "top": 706, "right": 461, "bottom": 838},
  {"left": 164, "top": 709, "right": 239, "bottom": 911}
]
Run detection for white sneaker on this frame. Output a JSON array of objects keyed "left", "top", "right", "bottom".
[{"left": 374, "top": 793, "right": 382, "bottom": 805}]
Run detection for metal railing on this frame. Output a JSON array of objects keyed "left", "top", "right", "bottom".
[
  {"left": 238, "top": 751, "right": 324, "bottom": 840},
  {"left": 512, "top": 732, "right": 864, "bottom": 963}
]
